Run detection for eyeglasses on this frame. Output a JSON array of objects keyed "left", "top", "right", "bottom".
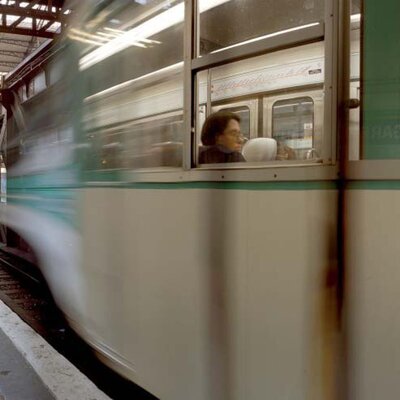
[{"left": 225, "top": 130, "right": 246, "bottom": 141}]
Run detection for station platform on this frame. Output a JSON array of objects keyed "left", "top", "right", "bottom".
[{"left": 0, "top": 300, "right": 111, "bottom": 400}]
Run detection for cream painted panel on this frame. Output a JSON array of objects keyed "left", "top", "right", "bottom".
[
  {"left": 244, "top": 190, "right": 337, "bottom": 400},
  {"left": 80, "top": 188, "right": 337, "bottom": 400},
  {"left": 120, "top": 189, "right": 211, "bottom": 400},
  {"left": 347, "top": 191, "right": 400, "bottom": 400},
  {"left": 81, "top": 189, "right": 127, "bottom": 358}
]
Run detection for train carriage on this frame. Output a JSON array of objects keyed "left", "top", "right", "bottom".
[{"left": 0, "top": 0, "right": 399, "bottom": 399}]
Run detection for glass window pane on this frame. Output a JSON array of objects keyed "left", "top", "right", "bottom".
[
  {"left": 124, "top": 114, "right": 184, "bottom": 169},
  {"left": 272, "top": 97, "right": 314, "bottom": 160},
  {"left": 349, "top": 0, "right": 361, "bottom": 160},
  {"left": 72, "top": 0, "right": 185, "bottom": 171},
  {"left": 84, "top": 65, "right": 184, "bottom": 170},
  {"left": 72, "top": 0, "right": 184, "bottom": 95},
  {"left": 198, "top": 0, "right": 324, "bottom": 56}
]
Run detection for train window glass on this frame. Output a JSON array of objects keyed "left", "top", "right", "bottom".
[
  {"left": 74, "top": 0, "right": 186, "bottom": 172},
  {"left": 272, "top": 97, "right": 315, "bottom": 160},
  {"left": 47, "top": 56, "right": 65, "bottom": 86},
  {"left": 85, "top": 112, "right": 183, "bottom": 171},
  {"left": 196, "top": 42, "right": 325, "bottom": 165},
  {"left": 349, "top": 1, "right": 361, "bottom": 160},
  {"left": 83, "top": 63, "right": 184, "bottom": 171},
  {"left": 17, "top": 85, "right": 27, "bottom": 103},
  {"left": 19, "top": 128, "right": 74, "bottom": 173},
  {"left": 123, "top": 114, "right": 184, "bottom": 169},
  {"left": 27, "top": 72, "right": 47, "bottom": 99},
  {"left": 74, "top": 0, "right": 185, "bottom": 96},
  {"left": 198, "top": 0, "right": 324, "bottom": 56},
  {"left": 85, "top": 129, "right": 124, "bottom": 171}
]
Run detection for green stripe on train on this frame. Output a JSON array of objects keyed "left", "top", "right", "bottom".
[
  {"left": 7, "top": 186, "right": 78, "bottom": 228},
  {"left": 8, "top": 175, "right": 337, "bottom": 191},
  {"left": 121, "top": 181, "right": 338, "bottom": 190},
  {"left": 347, "top": 181, "right": 400, "bottom": 190}
]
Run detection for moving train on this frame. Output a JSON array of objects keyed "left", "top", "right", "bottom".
[{"left": 1, "top": 0, "right": 399, "bottom": 399}]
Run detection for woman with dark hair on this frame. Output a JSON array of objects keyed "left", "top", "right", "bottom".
[{"left": 199, "top": 110, "right": 245, "bottom": 164}]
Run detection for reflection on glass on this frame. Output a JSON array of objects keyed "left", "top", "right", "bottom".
[
  {"left": 69, "top": 0, "right": 185, "bottom": 95},
  {"left": 72, "top": 0, "right": 185, "bottom": 170},
  {"left": 272, "top": 97, "right": 314, "bottom": 160},
  {"left": 85, "top": 104, "right": 184, "bottom": 171},
  {"left": 349, "top": 0, "right": 361, "bottom": 160},
  {"left": 199, "top": 0, "right": 324, "bottom": 56},
  {"left": 124, "top": 114, "right": 183, "bottom": 169}
]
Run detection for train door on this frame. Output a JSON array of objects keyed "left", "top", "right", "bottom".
[{"left": 263, "top": 89, "right": 324, "bottom": 160}]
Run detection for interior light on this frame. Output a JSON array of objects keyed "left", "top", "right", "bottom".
[
  {"left": 210, "top": 22, "right": 321, "bottom": 54},
  {"left": 85, "top": 61, "right": 183, "bottom": 102}
]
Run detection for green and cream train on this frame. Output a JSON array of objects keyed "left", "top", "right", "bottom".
[{"left": 0, "top": 0, "right": 399, "bottom": 399}]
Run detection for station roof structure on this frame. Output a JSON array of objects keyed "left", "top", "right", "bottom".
[{"left": 0, "top": 0, "right": 66, "bottom": 76}]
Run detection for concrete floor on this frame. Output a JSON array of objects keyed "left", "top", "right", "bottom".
[
  {"left": 0, "top": 300, "right": 111, "bottom": 400},
  {"left": 0, "top": 328, "right": 55, "bottom": 400}
]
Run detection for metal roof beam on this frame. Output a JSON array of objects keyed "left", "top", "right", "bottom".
[
  {"left": 0, "top": 25, "right": 56, "bottom": 38},
  {"left": 0, "top": 4, "right": 64, "bottom": 22},
  {"left": 10, "top": 0, "right": 41, "bottom": 29}
]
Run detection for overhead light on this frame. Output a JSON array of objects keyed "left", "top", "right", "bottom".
[
  {"left": 80, "top": 2, "right": 184, "bottom": 70},
  {"left": 79, "top": 0, "right": 231, "bottom": 70}
]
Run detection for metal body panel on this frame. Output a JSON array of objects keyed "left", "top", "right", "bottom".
[{"left": 75, "top": 186, "right": 337, "bottom": 400}]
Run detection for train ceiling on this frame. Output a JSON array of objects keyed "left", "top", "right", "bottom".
[{"left": 0, "top": 0, "right": 66, "bottom": 75}]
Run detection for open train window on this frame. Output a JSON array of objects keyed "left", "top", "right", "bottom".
[
  {"left": 272, "top": 97, "right": 314, "bottom": 160},
  {"left": 195, "top": 42, "right": 326, "bottom": 166},
  {"left": 211, "top": 100, "right": 257, "bottom": 140}
]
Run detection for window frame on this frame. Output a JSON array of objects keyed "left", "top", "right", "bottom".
[
  {"left": 265, "top": 90, "right": 324, "bottom": 161},
  {"left": 182, "top": 0, "right": 338, "bottom": 176}
]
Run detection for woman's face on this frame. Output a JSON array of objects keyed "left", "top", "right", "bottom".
[{"left": 216, "top": 119, "right": 243, "bottom": 151}]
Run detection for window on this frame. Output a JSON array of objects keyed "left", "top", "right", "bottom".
[
  {"left": 71, "top": 0, "right": 185, "bottom": 171},
  {"left": 198, "top": 0, "right": 324, "bottom": 56},
  {"left": 272, "top": 97, "right": 315, "bottom": 160},
  {"left": 77, "top": 0, "right": 185, "bottom": 96},
  {"left": 123, "top": 113, "right": 184, "bottom": 169},
  {"left": 196, "top": 42, "right": 326, "bottom": 166},
  {"left": 348, "top": 0, "right": 361, "bottom": 160}
]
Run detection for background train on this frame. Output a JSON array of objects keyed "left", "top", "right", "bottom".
[{"left": 1, "top": 0, "right": 399, "bottom": 399}]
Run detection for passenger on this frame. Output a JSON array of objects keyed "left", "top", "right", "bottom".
[{"left": 199, "top": 111, "right": 245, "bottom": 164}]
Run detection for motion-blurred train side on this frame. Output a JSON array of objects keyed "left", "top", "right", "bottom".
[{"left": 1, "top": 0, "right": 399, "bottom": 399}]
